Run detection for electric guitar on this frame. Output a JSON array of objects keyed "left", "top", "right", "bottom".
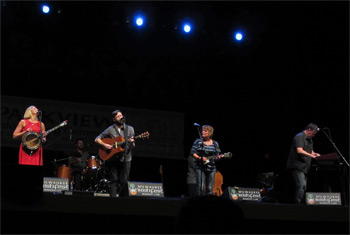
[
  {"left": 203, "top": 152, "right": 232, "bottom": 165},
  {"left": 99, "top": 131, "right": 150, "bottom": 161},
  {"left": 195, "top": 152, "right": 233, "bottom": 171}
]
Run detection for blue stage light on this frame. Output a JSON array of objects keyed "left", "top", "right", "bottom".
[
  {"left": 41, "top": 5, "right": 50, "bottom": 14},
  {"left": 235, "top": 32, "right": 243, "bottom": 41},
  {"left": 132, "top": 11, "right": 146, "bottom": 28},
  {"left": 183, "top": 24, "right": 191, "bottom": 33},
  {"left": 136, "top": 17, "right": 144, "bottom": 27}
]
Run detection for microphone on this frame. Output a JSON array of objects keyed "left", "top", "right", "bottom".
[
  {"left": 194, "top": 123, "right": 200, "bottom": 127},
  {"left": 37, "top": 110, "right": 42, "bottom": 114},
  {"left": 317, "top": 127, "right": 328, "bottom": 131},
  {"left": 121, "top": 117, "right": 126, "bottom": 124},
  {"left": 69, "top": 129, "right": 72, "bottom": 140}
]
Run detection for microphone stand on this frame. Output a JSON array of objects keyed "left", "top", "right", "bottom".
[
  {"left": 38, "top": 111, "right": 43, "bottom": 166},
  {"left": 321, "top": 128, "right": 349, "bottom": 167},
  {"left": 320, "top": 128, "right": 349, "bottom": 205},
  {"left": 52, "top": 158, "right": 57, "bottom": 177},
  {"left": 195, "top": 124, "right": 204, "bottom": 196}
]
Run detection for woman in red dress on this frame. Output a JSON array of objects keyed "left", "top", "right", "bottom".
[{"left": 13, "top": 105, "right": 47, "bottom": 166}]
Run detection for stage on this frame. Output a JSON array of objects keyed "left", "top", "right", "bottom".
[{"left": 1, "top": 192, "right": 349, "bottom": 234}]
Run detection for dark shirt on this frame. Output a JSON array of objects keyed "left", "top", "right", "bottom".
[
  {"left": 96, "top": 123, "right": 135, "bottom": 162},
  {"left": 287, "top": 131, "right": 313, "bottom": 173},
  {"left": 68, "top": 151, "right": 89, "bottom": 170}
]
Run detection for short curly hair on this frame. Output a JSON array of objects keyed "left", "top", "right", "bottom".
[{"left": 202, "top": 125, "right": 214, "bottom": 138}]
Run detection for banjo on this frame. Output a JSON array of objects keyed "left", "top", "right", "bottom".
[{"left": 22, "top": 120, "right": 68, "bottom": 151}]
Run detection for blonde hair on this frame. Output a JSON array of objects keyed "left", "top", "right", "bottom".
[
  {"left": 23, "top": 105, "right": 36, "bottom": 119},
  {"left": 202, "top": 125, "right": 214, "bottom": 138}
]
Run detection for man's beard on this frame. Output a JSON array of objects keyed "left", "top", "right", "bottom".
[{"left": 115, "top": 118, "right": 125, "bottom": 126}]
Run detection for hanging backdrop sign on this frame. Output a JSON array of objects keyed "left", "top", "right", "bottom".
[{"left": 1, "top": 95, "right": 184, "bottom": 159}]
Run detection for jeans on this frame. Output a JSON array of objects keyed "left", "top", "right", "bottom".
[
  {"left": 195, "top": 169, "right": 215, "bottom": 196},
  {"left": 291, "top": 170, "right": 307, "bottom": 204}
]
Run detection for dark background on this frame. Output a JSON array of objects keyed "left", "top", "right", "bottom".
[{"left": 1, "top": 1, "right": 349, "bottom": 197}]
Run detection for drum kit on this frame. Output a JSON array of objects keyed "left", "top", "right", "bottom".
[{"left": 53, "top": 155, "right": 110, "bottom": 193}]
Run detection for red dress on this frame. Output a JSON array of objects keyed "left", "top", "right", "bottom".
[{"left": 18, "top": 119, "right": 44, "bottom": 166}]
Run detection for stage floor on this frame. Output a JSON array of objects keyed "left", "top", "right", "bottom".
[{"left": 2, "top": 192, "right": 349, "bottom": 234}]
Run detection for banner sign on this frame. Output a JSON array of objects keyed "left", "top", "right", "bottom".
[
  {"left": 43, "top": 177, "right": 69, "bottom": 192},
  {"left": 1, "top": 95, "right": 184, "bottom": 159},
  {"left": 306, "top": 192, "right": 342, "bottom": 205},
  {"left": 228, "top": 187, "right": 261, "bottom": 202},
  {"left": 127, "top": 181, "right": 164, "bottom": 197}
]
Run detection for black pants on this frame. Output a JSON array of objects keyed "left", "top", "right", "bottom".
[
  {"left": 72, "top": 169, "right": 83, "bottom": 190},
  {"left": 107, "top": 160, "right": 131, "bottom": 197}
]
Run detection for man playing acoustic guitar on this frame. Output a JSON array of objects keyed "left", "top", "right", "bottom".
[{"left": 95, "top": 109, "right": 135, "bottom": 197}]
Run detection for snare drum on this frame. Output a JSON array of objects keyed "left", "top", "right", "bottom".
[{"left": 57, "top": 165, "right": 72, "bottom": 183}]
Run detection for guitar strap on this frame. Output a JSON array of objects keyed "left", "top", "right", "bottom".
[
  {"left": 123, "top": 124, "right": 129, "bottom": 153},
  {"left": 113, "top": 124, "right": 127, "bottom": 138},
  {"left": 213, "top": 139, "right": 221, "bottom": 155}
]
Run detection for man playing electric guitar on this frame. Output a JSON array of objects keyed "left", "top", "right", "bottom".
[{"left": 95, "top": 109, "right": 135, "bottom": 197}]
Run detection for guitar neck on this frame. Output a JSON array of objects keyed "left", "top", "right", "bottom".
[
  {"left": 121, "top": 135, "right": 142, "bottom": 143},
  {"left": 207, "top": 155, "right": 219, "bottom": 160},
  {"left": 133, "top": 131, "right": 150, "bottom": 140},
  {"left": 207, "top": 152, "right": 232, "bottom": 160}
]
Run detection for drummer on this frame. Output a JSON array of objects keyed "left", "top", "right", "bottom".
[{"left": 68, "top": 138, "right": 90, "bottom": 190}]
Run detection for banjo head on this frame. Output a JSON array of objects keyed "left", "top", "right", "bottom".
[{"left": 22, "top": 131, "right": 41, "bottom": 151}]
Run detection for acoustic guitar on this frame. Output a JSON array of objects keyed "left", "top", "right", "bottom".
[{"left": 99, "top": 131, "right": 150, "bottom": 161}]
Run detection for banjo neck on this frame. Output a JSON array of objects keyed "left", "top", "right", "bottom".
[{"left": 45, "top": 120, "right": 68, "bottom": 136}]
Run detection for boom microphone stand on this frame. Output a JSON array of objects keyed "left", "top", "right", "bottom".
[
  {"left": 320, "top": 128, "right": 349, "bottom": 167},
  {"left": 194, "top": 123, "right": 204, "bottom": 196},
  {"left": 38, "top": 111, "right": 43, "bottom": 166},
  {"left": 320, "top": 127, "right": 349, "bottom": 205}
]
